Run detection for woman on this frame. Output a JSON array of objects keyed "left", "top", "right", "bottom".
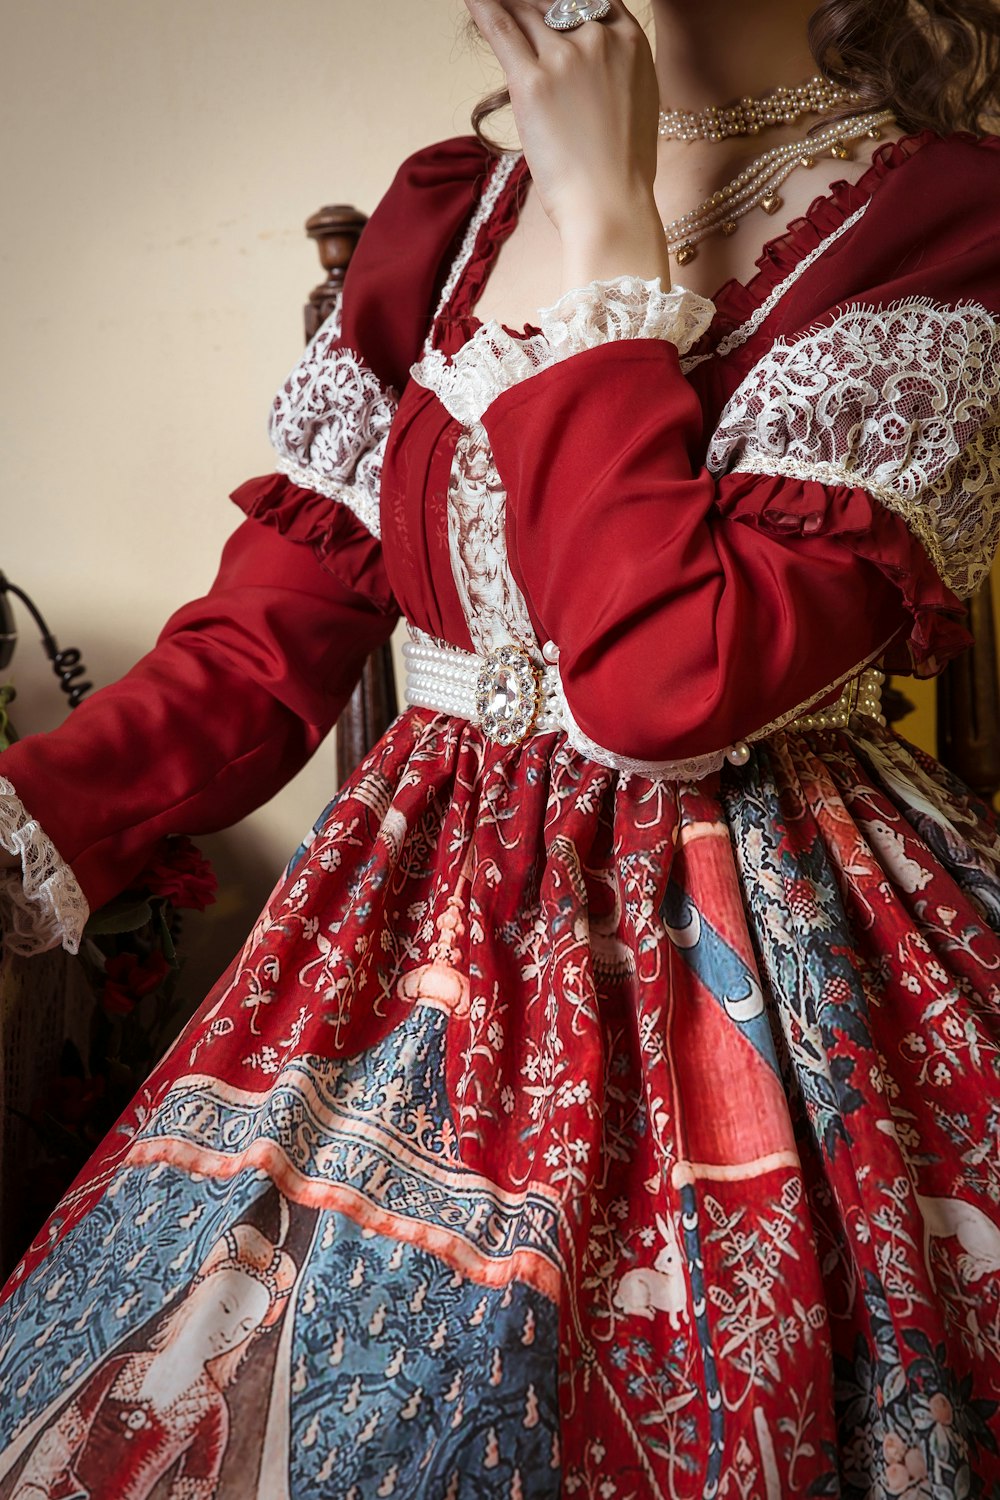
[
  {"left": 8, "top": 1219, "right": 297, "bottom": 1500},
  {"left": 1, "top": 0, "right": 999, "bottom": 1492}
]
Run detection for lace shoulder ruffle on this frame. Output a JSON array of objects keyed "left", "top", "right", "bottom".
[
  {"left": 267, "top": 295, "right": 396, "bottom": 541},
  {"left": 410, "top": 276, "right": 717, "bottom": 429},
  {"left": 0, "top": 776, "right": 89, "bottom": 956},
  {"left": 707, "top": 295, "right": 1000, "bottom": 598}
]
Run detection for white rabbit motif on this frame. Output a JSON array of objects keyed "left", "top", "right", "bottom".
[
  {"left": 613, "top": 1214, "right": 690, "bottom": 1329},
  {"left": 916, "top": 1194, "right": 1000, "bottom": 1283},
  {"left": 875, "top": 1119, "right": 1000, "bottom": 1284}
]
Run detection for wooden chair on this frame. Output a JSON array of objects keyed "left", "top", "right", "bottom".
[
  {"left": 307, "top": 206, "right": 1000, "bottom": 802},
  {"left": 304, "top": 207, "right": 399, "bottom": 789}
]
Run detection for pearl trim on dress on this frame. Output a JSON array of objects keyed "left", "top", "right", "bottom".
[{"left": 402, "top": 624, "right": 891, "bottom": 779}]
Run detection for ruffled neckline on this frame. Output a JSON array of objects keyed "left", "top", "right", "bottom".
[
  {"left": 436, "top": 153, "right": 540, "bottom": 347},
  {"left": 438, "top": 127, "right": 947, "bottom": 354},
  {"left": 702, "top": 126, "right": 941, "bottom": 338}
]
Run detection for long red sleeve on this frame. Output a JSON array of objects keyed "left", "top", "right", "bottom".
[
  {"left": 0, "top": 503, "right": 397, "bottom": 910},
  {"left": 0, "top": 135, "right": 491, "bottom": 923},
  {"left": 485, "top": 337, "right": 968, "bottom": 763}
]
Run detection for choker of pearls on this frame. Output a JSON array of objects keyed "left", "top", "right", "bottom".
[
  {"left": 659, "top": 74, "right": 864, "bottom": 142},
  {"left": 664, "top": 108, "right": 897, "bottom": 266}
]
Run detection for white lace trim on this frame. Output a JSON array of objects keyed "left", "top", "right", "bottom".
[
  {"left": 0, "top": 776, "right": 89, "bottom": 956},
  {"left": 427, "top": 152, "right": 522, "bottom": 334},
  {"left": 540, "top": 276, "right": 716, "bottom": 358},
  {"left": 267, "top": 293, "right": 395, "bottom": 541},
  {"left": 555, "top": 685, "right": 739, "bottom": 781},
  {"left": 446, "top": 424, "right": 537, "bottom": 655},
  {"left": 322, "top": 289, "right": 344, "bottom": 342},
  {"left": 272, "top": 456, "right": 383, "bottom": 541},
  {"left": 707, "top": 295, "right": 1000, "bottom": 597},
  {"left": 679, "top": 199, "right": 872, "bottom": 374},
  {"left": 411, "top": 277, "right": 717, "bottom": 428},
  {"left": 553, "top": 633, "right": 898, "bottom": 781}
]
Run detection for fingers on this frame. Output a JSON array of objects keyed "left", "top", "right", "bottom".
[
  {"left": 464, "top": 0, "right": 538, "bottom": 69},
  {"left": 467, "top": 0, "right": 642, "bottom": 75}
]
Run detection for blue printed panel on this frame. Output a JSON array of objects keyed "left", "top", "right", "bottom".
[{"left": 290, "top": 1214, "right": 560, "bottom": 1498}]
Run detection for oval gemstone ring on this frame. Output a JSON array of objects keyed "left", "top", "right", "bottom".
[{"left": 543, "top": 0, "right": 613, "bottom": 29}]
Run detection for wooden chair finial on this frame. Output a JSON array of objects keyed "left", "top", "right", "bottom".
[{"left": 304, "top": 205, "right": 368, "bottom": 341}]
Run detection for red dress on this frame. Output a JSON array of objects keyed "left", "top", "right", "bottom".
[
  {"left": 9, "top": 1354, "right": 226, "bottom": 1500},
  {"left": 1, "top": 130, "right": 1000, "bottom": 1498}
]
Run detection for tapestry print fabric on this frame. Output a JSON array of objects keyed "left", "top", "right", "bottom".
[{"left": 1, "top": 712, "right": 998, "bottom": 1496}]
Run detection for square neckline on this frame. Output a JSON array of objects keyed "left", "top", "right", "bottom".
[{"left": 440, "top": 127, "right": 941, "bottom": 352}]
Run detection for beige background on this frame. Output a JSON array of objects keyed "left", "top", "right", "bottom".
[{"left": 1, "top": 0, "right": 940, "bottom": 997}]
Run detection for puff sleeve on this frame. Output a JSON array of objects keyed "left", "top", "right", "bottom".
[
  {"left": 419, "top": 134, "right": 1000, "bottom": 771},
  {"left": 0, "top": 135, "right": 493, "bottom": 954}
]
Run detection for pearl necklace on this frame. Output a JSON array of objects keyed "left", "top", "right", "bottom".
[
  {"left": 658, "top": 74, "right": 864, "bottom": 142},
  {"left": 663, "top": 108, "right": 897, "bottom": 265}
]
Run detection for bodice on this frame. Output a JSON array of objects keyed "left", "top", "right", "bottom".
[
  {"left": 267, "top": 128, "right": 1000, "bottom": 773},
  {"left": 377, "top": 152, "right": 725, "bottom": 660},
  {"left": 379, "top": 152, "right": 542, "bottom": 657}
]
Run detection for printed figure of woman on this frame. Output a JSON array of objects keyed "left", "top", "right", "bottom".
[{"left": 9, "top": 1226, "right": 295, "bottom": 1500}]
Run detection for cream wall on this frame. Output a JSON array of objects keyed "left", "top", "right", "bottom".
[{"left": 1, "top": 1, "right": 505, "bottom": 993}]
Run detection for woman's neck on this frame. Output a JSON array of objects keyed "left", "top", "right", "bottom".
[
  {"left": 648, "top": 0, "right": 823, "bottom": 112},
  {"left": 646, "top": 0, "right": 861, "bottom": 208}
]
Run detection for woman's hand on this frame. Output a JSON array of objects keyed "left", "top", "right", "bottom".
[{"left": 465, "top": 0, "right": 671, "bottom": 285}]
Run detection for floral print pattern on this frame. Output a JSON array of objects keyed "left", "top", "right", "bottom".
[{"left": 1, "top": 709, "right": 998, "bottom": 1496}]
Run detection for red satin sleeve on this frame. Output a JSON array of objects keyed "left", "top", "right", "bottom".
[
  {"left": 484, "top": 338, "right": 970, "bottom": 763},
  {"left": 715, "top": 472, "right": 971, "bottom": 678},
  {"left": 0, "top": 487, "right": 398, "bottom": 911}
]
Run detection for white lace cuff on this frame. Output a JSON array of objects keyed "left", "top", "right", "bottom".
[
  {"left": 0, "top": 776, "right": 89, "bottom": 956},
  {"left": 539, "top": 275, "right": 716, "bottom": 358},
  {"left": 410, "top": 277, "right": 716, "bottom": 428}
]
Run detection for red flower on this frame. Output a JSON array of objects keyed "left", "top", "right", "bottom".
[
  {"left": 102, "top": 948, "right": 171, "bottom": 1017},
  {"left": 136, "top": 835, "right": 217, "bottom": 911}
]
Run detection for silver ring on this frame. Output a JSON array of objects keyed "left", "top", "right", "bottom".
[{"left": 543, "top": 0, "right": 612, "bottom": 30}]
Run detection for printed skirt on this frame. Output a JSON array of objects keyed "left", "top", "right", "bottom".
[{"left": 1, "top": 710, "right": 999, "bottom": 1498}]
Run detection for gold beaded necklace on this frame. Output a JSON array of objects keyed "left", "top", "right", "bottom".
[
  {"left": 663, "top": 108, "right": 897, "bottom": 266},
  {"left": 656, "top": 73, "right": 894, "bottom": 266}
]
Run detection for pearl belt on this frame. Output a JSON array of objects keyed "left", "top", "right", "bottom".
[
  {"left": 402, "top": 634, "right": 565, "bottom": 746},
  {"left": 402, "top": 628, "right": 888, "bottom": 756}
]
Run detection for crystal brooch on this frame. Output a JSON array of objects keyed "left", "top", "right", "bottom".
[{"left": 474, "top": 644, "right": 542, "bottom": 746}]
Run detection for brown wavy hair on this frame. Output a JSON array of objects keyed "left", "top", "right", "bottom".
[{"left": 467, "top": 0, "right": 1000, "bottom": 154}]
